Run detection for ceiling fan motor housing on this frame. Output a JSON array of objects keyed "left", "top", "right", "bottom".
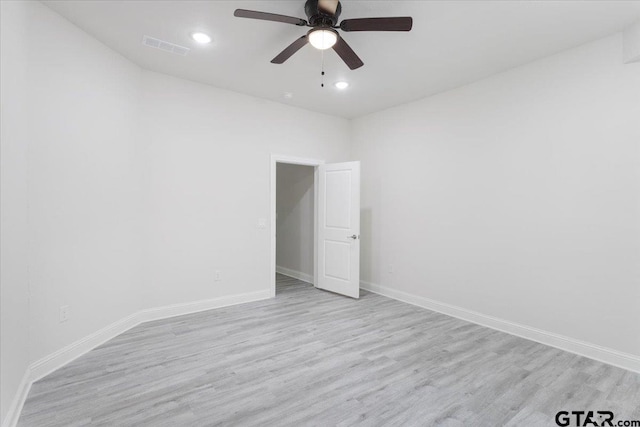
[
  {"left": 305, "top": 0, "right": 341, "bottom": 27},
  {"left": 233, "top": 2, "right": 412, "bottom": 70}
]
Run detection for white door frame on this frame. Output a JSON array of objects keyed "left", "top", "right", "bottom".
[{"left": 270, "top": 155, "right": 325, "bottom": 297}]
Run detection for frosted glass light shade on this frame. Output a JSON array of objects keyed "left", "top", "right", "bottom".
[{"left": 308, "top": 29, "right": 338, "bottom": 50}]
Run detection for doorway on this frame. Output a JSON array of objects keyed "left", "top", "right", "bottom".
[
  {"left": 275, "top": 163, "right": 315, "bottom": 294},
  {"left": 269, "top": 155, "right": 324, "bottom": 297},
  {"left": 269, "top": 155, "right": 361, "bottom": 299}
]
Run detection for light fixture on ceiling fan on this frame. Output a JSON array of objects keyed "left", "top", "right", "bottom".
[
  {"left": 234, "top": 0, "right": 413, "bottom": 70},
  {"left": 308, "top": 28, "right": 338, "bottom": 50}
]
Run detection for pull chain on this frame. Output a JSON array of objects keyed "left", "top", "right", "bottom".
[{"left": 321, "top": 49, "right": 325, "bottom": 88}]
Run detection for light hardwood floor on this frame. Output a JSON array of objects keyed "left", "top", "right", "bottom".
[{"left": 18, "top": 274, "right": 640, "bottom": 426}]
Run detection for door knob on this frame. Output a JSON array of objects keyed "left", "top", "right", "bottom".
[{"left": 348, "top": 234, "right": 359, "bottom": 240}]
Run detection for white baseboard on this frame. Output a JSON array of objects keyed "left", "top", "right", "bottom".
[
  {"left": 28, "top": 312, "right": 141, "bottom": 383},
  {"left": 1, "top": 289, "right": 271, "bottom": 427},
  {"left": 361, "top": 281, "right": 640, "bottom": 374},
  {"left": 137, "top": 290, "right": 272, "bottom": 324},
  {"left": 276, "top": 265, "right": 313, "bottom": 284},
  {"left": 1, "top": 370, "right": 31, "bottom": 427}
]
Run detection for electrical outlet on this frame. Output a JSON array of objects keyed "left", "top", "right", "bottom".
[
  {"left": 389, "top": 264, "right": 395, "bottom": 274},
  {"left": 59, "top": 305, "right": 71, "bottom": 323},
  {"left": 215, "top": 270, "right": 222, "bottom": 281}
]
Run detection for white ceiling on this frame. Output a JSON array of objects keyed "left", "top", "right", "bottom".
[{"left": 44, "top": 1, "right": 640, "bottom": 118}]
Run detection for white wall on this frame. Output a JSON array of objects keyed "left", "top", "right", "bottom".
[
  {"left": 140, "top": 71, "right": 349, "bottom": 308},
  {"left": 0, "top": 3, "right": 351, "bottom": 423},
  {"left": 25, "top": 1, "right": 145, "bottom": 364},
  {"left": 3, "top": 1, "right": 638, "bottom": 422},
  {"left": 1, "top": 1, "right": 31, "bottom": 421},
  {"left": 351, "top": 34, "right": 640, "bottom": 357},
  {"left": 276, "top": 164, "right": 315, "bottom": 279}
]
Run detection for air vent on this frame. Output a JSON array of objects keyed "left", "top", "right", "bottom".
[{"left": 142, "top": 35, "right": 190, "bottom": 56}]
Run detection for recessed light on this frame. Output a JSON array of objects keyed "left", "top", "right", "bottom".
[
  {"left": 284, "top": 92, "right": 294, "bottom": 99},
  {"left": 334, "top": 81, "right": 349, "bottom": 90},
  {"left": 191, "top": 32, "right": 212, "bottom": 44}
]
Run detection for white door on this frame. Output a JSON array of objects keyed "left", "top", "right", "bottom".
[{"left": 317, "top": 161, "right": 360, "bottom": 298}]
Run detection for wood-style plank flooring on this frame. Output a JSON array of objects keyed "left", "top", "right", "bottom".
[{"left": 18, "top": 274, "right": 640, "bottom": 426}]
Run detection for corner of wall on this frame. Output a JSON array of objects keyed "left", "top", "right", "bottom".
[{"left": 1, "top": 290, "right": 272, "bottom": 427}]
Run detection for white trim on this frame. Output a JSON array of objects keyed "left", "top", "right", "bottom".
[
  {"left": 137, "top": 290, "right": 271, "bottom": 323},
  {"left": 270, "top": 155, "right": 324, "bottom": 298},
  {"left": 276, "top": 265, "right": 314, "bottom": 284},
  {"left": 361, "top": 280, "right": 640, "bottom": 374},
  {"left": 28, "top": 312, "right": 140, "bottom": 382},
  {"left": 1, "top": 289, "right": 271, "bottom": 427},
  {"left": 1, "top": 370, "right": 31, "bottom": 427}
]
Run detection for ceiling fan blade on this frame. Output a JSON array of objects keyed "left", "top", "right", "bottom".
[
  {"left": 318, "top": 0, "right": 339, "bottom": 15},
  {"left": 271, "top": 36, "right": 309, "bottom": 64},
  {"left": 340, "top": 17, "right": 413, "bottom": 32},
  {"left": 332, "top": 36, "right": 363, "bottom": 70},
  {"left": 234, "top": 9, "right": 307, "bottom": 26}
]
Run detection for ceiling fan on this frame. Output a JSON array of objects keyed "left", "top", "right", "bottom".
[{"left": 234, "top": 0, "right": 413, "bottom": 70}]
